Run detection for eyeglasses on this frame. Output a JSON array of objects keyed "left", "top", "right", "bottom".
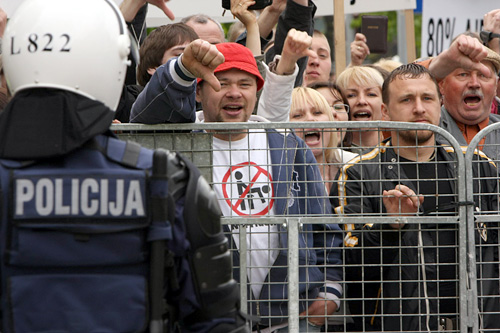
[{"left": 331, "top": 103, "right": 350, "bottom": 114}]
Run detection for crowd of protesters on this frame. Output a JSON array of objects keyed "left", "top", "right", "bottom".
[{"left": 2, "top": 0, "right": 500, "bottom": 331}]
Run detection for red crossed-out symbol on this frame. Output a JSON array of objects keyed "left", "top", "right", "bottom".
[{"left": 222, "top": 162, "right": 274, "bottom": 216}]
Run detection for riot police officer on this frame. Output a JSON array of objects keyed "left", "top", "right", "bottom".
[{"left": 0, "top": 1, "right": 247, "bottom": 332}]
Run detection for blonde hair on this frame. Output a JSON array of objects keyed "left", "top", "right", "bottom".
[
  {"left": 291, "top": 87, "right": 340, "bottom": 163},
  {"left": 374, "top": 58, "right": 403, "bottom": 73},
  {"left": 336, "top": 66, "right": 384, "bottom": 93}
]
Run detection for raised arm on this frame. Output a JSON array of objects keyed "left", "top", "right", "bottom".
[
  {"left": 257, "top": 0, "right": 286, "bottom": 40},
  {"left": 130, "top": 40, "right": 224, "bottom": 124},
  {"left": 0, "top": 7, "right": 6, "bottom": 38},
  {"left": 120, "top": 0, "right": 175, "bottom": 21},
  {"left": 350, "top": 33, "right": 370, "bottom": 66},
  {"left": 427, "top": 35, "right": 490, "bottom": 80},
  {"left": 265, "top": 0, "right": 315, "bottom": 87},
  {"left": 230, "top": 0, "right": 260, "bottom": 55},
  {"left": 257, "top": 28, "right": 313, "bottom": 122},
  {"left": 482, "top": 9, "right": 500, "bottom": 54}
]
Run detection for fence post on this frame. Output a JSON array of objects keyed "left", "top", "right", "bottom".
[
  {"left": 287, "top": 218, "right": 300, "bottom": 331},
  {"left": 239, "top": 226, "right": 248, "bottom": 316}
]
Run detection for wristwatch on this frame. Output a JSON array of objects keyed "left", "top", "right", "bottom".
[{"left": 480, "top": 30, "right": 500, "bottom": 46}]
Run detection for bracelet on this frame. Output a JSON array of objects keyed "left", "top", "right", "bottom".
[{"left": 480, "top": 30, "right": 500, "bottom": 46}]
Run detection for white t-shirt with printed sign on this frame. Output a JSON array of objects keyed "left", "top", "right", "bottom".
[{"left": 212, "top": 129, "right": 279, "bottom": 299}]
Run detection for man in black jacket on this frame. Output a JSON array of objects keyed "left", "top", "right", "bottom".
[{"left": 331, "top": 63, "right": 500, "bottom": 331}]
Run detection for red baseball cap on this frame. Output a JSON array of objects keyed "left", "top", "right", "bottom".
[{"left": 197, "top": 42, "right": 265, "bottom": 91}]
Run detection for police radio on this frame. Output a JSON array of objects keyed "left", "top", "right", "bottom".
[{"left": 222, "top": 0, "right": 272, "bottom": 10}]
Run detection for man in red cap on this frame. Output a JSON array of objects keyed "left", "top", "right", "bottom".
[
  {"left": 130, "top": 29, "right": 312, "bottom": 124},
  {"left": 194, "top": 42, "right": 265, "bottom": 130},
  {"left": 131, "top": 38, "right": 343, "bottom": 332}
]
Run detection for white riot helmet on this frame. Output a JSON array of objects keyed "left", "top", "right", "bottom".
[{"left": 3, "top": 0, "right": 131, "bottom": 110}]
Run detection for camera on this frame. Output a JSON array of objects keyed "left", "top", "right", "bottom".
[{"left": 222, "top": 0, "right": 272, "bottom": 10}]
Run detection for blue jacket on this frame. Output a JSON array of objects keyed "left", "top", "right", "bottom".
[
  {"left": 130, "top": 58, "right": 197, "bottom": 124},
  {"left": 231, "top": 129, "right": 342, "bottom": 326},
  {"left": 129, "top": 58, "right": 343, "bottom": 325}
]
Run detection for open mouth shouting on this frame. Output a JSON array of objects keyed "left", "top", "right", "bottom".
[
  {"left": 462, "top": 91, "right": 483, "bottom": 110},
  {"left": 352, "top": 109, "right": 373, "bottom": 120},
  {"left": 222, "top": 103, "right": 244, "bottom": 117},
  {"left": 302, "top": 129, "right": 324, "bottom": 147}
]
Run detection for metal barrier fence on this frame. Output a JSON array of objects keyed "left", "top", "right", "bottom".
[
  {"left": 113, "top": 121, "right": 500, "bottom": 332},
  {"left": 465, "top": 122, "right": 500, "bottom": 333}
]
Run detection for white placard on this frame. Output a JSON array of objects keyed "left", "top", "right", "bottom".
[
  {"left": 421, "top": 0, "right": 499, "bottom": 58},
  {"left": 4, "top": 0, "right": 415, "bottom": 25},
  {"left": 144, "top": 0, "right": 416, "bottom": 25}
]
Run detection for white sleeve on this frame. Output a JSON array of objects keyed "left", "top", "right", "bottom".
[{"left": 256, "top": 56, "right": 299, "bottom": 123}]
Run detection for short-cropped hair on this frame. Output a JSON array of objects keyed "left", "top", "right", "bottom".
[{"left": 382, "top": 63, "right": 440, "bottom": 104}]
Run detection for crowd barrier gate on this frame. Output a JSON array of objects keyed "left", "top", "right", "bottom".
[{"left": 113, "top": 121, "right": 500, "bottom": 332}]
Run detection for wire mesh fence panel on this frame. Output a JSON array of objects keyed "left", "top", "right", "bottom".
[
  {"left": 114, "top": 124, "right": 213, "bottom": 182},
  {"left": 113, "top": 121, "right": 496, "bottom": 332},
  {"left": 466, "top": 122, "right": 500, "bottom": 333},
  {"left": 330, "top": 122, "right": 467, "bottom": 333}
]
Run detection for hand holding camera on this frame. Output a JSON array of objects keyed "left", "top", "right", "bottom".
[{"left": 229, "top": 0, "right": 258, "bottom": 26}]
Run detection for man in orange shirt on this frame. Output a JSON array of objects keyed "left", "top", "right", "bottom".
[{"left": 418, "top": 35, "right": 500, "bottom": 160}]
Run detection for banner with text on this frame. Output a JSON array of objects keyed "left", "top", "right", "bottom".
[
  {"left": 144, "top": 0, "right": 416, "bottom": 25},
  {"left": 4, "top": 0, "right": 415, "bottom": 25},
  {"left": 421, "top": 0, "right": 498, "bottom": 58}
]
